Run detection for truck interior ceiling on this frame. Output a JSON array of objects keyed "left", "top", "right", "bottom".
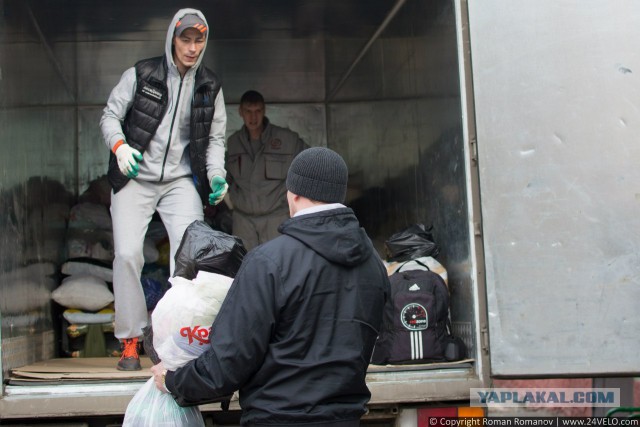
[{"left": 0, "top": 0, "right": 475, "bottom": 383}]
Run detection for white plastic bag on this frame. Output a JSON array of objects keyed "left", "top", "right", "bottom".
[
  {"left": 122, "top": 377, "right": 204, "bottom": 427},
  {"left": 152, "top": 271, "right": 233, "bottom": 370},
  {"left": 124, "top": 271, "right": 234, "bottom": 425}
]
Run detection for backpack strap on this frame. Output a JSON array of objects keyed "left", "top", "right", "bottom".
[{"left": 395, "top": 258, "right": 431, "bottom": 273}]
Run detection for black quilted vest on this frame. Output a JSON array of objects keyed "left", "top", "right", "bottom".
[{"left": 108, "top": 56, "right": 222, "bottom": 204}]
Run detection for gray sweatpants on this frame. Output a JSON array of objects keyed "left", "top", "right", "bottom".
[{"left": 110, "top": 177, "right": 203, "bottom": 339}]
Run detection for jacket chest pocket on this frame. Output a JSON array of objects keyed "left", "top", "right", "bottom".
[
  {"left": 264, "top": 154, "right": 290, "bottom": 180},
  {"left": 227, "top": 154, "right": 244, "bottom": 178}
]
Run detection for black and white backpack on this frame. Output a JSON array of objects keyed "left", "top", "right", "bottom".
[{"left": 371, "top": 260, "right": 465, "bottom": 365}]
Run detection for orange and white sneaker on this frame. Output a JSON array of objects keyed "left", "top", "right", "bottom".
[{"left": 117, "top": 338, "right": 141, "bottom": 371}]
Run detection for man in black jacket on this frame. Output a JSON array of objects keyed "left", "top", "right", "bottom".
[{"left": 151, "top": 147, "right": 390, "bottom": 426}]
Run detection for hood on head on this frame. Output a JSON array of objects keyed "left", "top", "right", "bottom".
[
  {"left": 165, "top": 8, "right": 209, "bottom": 72},
  {"left": 280, "top": 209, "right": 373, "bottom": 267}
]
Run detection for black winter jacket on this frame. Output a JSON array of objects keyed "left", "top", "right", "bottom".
[{"left": 166, "top": 207, "right": 390, "bottom": 426}]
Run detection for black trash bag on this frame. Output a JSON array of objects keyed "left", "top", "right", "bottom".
[
  {"left": 174, "top": 220, "right": 247, "bottom": 280},
  {"left": 142, "top": 325, "right": 161, "bottom": 365},
  {"left": 384, "top": 223, "right": 440, "bottom": 262}
]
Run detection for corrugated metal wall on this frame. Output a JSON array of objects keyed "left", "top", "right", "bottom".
[{"left": 0, "top": 0, "right": 470, "bottom": 375}]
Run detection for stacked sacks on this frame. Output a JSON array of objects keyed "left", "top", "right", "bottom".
[
  {"left": 53, "top": 175, "right": 172, "bottom": 358},
  {"left": 56, "top": 197, "right": 118, "bottom": 357},
  {"left": 58, "top": 183, "right": 117, "bottom": 358},
  {"left": 65, "top": 202, "right": 114, "bottom": 261},
  {"left": 52, "top": 274, "right": 119, "bottom": 357},
  {"left": 0, "top": 178, "right": 71, "bottom": 354}
]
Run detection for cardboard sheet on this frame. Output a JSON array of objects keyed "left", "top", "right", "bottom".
[
  {"left": 9, "top": 356, "right": 474, "bottom": 383},
  {"left": 367, "top": 358, "right": 475, "bottom": 372},
  {"left": 10, "top": 357, "right": 153, "bottom": 381}
]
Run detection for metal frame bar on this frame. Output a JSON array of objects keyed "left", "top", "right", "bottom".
[{"left": 327, "top": 0, "right": 407, "bottom": 101}]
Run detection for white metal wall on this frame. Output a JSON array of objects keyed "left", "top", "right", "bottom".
[{"left": 468, "top": 0, "right": 640, "bottom": 376}]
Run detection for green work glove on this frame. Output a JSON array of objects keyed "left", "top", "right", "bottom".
[
  {"left": 115, "top": 143, "right": 143, "bottom": 178},
  {"left": 209, "top": 175, "right": 228, "bottom": 206}
]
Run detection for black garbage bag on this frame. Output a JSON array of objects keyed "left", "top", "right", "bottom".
[
  {"left": 141, "top": 325, "right": 161, "bottom": 365},
  {"left": 384, "top": 223, "right": 440, "bottom": 262},
  {"left": 174, "top": 220, "right": 247, "bottom": 280}
]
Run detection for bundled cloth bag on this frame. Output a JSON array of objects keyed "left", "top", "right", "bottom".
[{"left": 123, "top": 223, "right": 245, "bottom": 427}]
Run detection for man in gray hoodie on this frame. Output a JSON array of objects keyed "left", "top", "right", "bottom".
[{"left": 100, "top": 8, "right": 227, "bottom": 371}]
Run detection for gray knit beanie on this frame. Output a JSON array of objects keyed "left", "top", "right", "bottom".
[{"left": 286, "top": 147, "right": 348, "bottom": 203}]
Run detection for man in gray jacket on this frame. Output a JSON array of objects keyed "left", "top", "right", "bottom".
[
  {"left": 225, "top": 90, "right": 309, "bottom": 250},
  {"left": 100, "top": 8, "right": 227, "bottom": 371}
]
